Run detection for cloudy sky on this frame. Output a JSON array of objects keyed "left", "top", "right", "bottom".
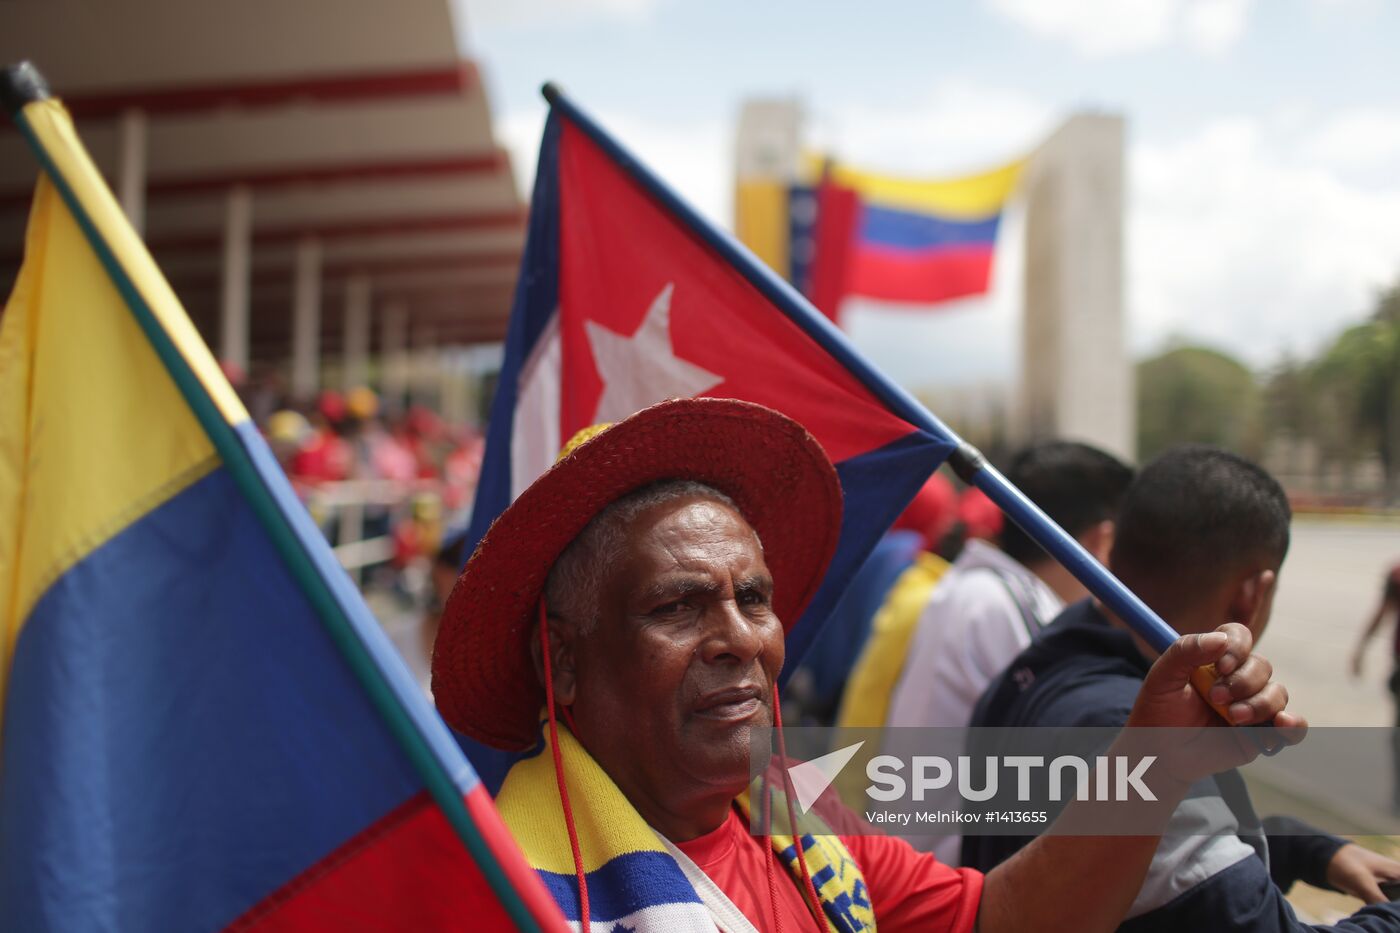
[{"left": 453, "top": 0, "right": 1400, "bottom": 391}]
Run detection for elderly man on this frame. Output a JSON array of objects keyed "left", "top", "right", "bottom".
[{"left": 434, "top": 398, "right": 1304, "bottom": 933}]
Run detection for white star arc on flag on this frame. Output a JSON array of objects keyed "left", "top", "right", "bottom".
[{"left": 584, "top": 282, "right": 724, "bottom": 424}]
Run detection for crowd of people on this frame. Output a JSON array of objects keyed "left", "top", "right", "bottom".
[
  {"left": 244, "top": 376, "right": 485, "bottom": 600},
  {"left": 784, "top": 435, "right": 1400, "bottom": 930},
  {"left": 427, "top": 396, "right": 1400, "bottom": 932}
]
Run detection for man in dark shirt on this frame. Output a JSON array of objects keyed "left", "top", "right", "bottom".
[{"left": 968, "top": 445, "right": 1400, "bottom": 930}]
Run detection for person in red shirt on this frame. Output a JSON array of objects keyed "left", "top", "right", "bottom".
[
  {"left": 433, "top": 399, "right": 1305, "bottom": 933},
  {"left": 290, "top": 391, "right": 353, "bottom": 484}
]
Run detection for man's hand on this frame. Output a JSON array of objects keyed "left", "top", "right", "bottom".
[
  {"left": 1327, "top": 843, "right": 1400, "bottom": 904},
  {"left": 1126, "top": 623, "right": 1307, "bottom": 787},
  {"left": 1351, "top": 649, "right": 1365, "bottom": 678}
]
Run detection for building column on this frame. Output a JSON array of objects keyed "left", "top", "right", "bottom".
[
  {"left": 439, "top": 347, "right": 469, "bottom": 427},
  {"left": 379, "top": 301, "right": 408, "bottom": 415},
  {"left": 290, "top": 236, "right": 323, "bottom": 400},
  {"left": 218, "top": 185, "right": 252, "bottom": 376},
  {"left": 342, "top": 274, "right": 371, "bottom": 391},
  {"left": 116, "top": 108, "right": 147, "bottom": 235},
  {"left": 411, "top": 323, "right": 438, "bottom": 409}
]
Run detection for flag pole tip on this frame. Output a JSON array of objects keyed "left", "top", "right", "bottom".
[
  {"left": 540, "top": 82, "right": 564, "bottom": 106},
  {"left": 2, "top": 61, "right": 50, "bottom": 116}
]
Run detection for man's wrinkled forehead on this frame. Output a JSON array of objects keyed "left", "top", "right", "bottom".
[
  {"left": 643, "top": 497, "right": 763, "bottom": 552},
  {"left": 606, "top": 496, "right": 769, "bottom": 599}
]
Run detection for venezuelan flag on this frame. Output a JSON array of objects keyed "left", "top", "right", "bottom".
[
  {"left": 0, "top": 67, "right": 566, "bottom": 931},
  {"left": 806, "top": 156, "right": 1025, "bottom": 320}
]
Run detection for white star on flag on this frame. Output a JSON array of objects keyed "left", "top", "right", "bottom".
[{"left": 584, "top": 282, "right": 723, "bottom": 424}]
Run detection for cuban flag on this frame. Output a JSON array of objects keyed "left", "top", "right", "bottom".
[{"left": 467, "top": 86, "right": 957, "bottom": 679}]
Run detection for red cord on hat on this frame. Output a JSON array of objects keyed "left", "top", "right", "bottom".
[
  {"left": 773, "top": 682, "right": 825, "bottom": 930},
  {"left": 539, "top": 600, "right": 590, "bottom": 933}
]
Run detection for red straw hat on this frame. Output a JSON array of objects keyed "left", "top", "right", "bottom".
[{"left": 432, "top": 397, "right": 844, "bottom": 750}]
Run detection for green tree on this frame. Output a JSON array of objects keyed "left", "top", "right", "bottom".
[
  {"left": 1308, "top": 281, "right": 1400, "bottom": 493},
  {"left": 1137, "top": 344, "right": 1262, "bottom": 461}
]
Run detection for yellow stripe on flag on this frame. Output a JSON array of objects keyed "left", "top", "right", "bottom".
[
  {"left": 0, "top": 100, "right": 250, "bottom": 714},
  {"left": 803, "top": 152, "right": 1027, "bottom": 220}
]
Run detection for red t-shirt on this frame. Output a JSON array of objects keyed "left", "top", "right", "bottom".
[{"left": 674, "top": 808, "right": 982, "bottom": 932}]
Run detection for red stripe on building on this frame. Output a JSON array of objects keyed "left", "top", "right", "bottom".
[
  {"left": 146, "top": 211, "right": 528, "bottom": 255},
  {"left": 57, "top": 64, "right": 480, "bottom": 121},
  {"left": 0, "top": 154, "right": 512, "bottom": 213}
]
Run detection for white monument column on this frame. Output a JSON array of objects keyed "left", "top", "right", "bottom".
[
  {"left": 116, "top": 108, "right": 147, "bottom": 235},
  {"left": 733, "top": 99, "right": 804, "bottom": 275},
  {"left": 218, "top": 185, "right": 252, "bottom": 375},
  {"left": 341, "top": 274, "right": 371, "bottom": 391},
  {"left": 290, "top": 236, "right": 323, "bottom": 400},
  {"left": 1018, "top": 113, "right": 1135, "bottom": 460}
]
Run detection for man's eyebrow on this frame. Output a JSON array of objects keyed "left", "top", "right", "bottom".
[
  {"left": 734, "top": 573, "right": 774, "bottom": 596},
  {"left": 639, "top": 576, "right": 722, "bottom": 604}
]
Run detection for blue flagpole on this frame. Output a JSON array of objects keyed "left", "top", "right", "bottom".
[{"left": 540, "top": 82, "right": 1183, "bottom": 654}]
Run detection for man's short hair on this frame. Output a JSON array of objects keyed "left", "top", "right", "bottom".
[
  {"left": 998, "top": 441, "right": 1135, "bottom": 566},
  {"left": 543, "top": 479, "right": 742, "bottom": 631},
  {"left": 1111, "top": 445, "right": 1290, "bottom": 584}
]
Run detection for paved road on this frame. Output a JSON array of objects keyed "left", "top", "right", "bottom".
[{"left": 1261, "top": 517, "right": 1400, "bottom": 727}]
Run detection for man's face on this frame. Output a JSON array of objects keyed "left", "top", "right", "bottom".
[{"left": 563, "top": 495, "right": 784, "bottom": 812}]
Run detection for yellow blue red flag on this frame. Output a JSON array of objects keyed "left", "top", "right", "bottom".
[
  {"left": 807, "top": 156, "right": 1025, "bottom": 321},
  {"left": 0, "top": 66, "right": 566, "bottom": 932}
]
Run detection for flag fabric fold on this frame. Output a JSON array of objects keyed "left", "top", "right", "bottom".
[
  {"left": 466, "top": 93, "right": 958, "bottom": 692},
  {"left": 0, "top": 93, "right": 565, "bottom": 932}
]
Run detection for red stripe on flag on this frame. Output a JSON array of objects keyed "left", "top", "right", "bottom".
[
  {"left": 846, "top": 245, "right": 995, "bottom": 305},
  {"left": 226, "top": 790, "right": 554, "bottom": 932},
  {"left": 807, "top": 180, "right": 861, "bottom": 324},
  {"left": 464, "top": 783, "right": 572, "bottom": 930}
]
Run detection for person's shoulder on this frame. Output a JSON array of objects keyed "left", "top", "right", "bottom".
[
  {"left": 1119, "top": 852, "right": 1271, "bottom": 933},
  {"left": 928, "top": 562, "right": 1023, "bottom": 622},
  {"left": 973, "top": 613, "right": 1142, "bottom": 729}
]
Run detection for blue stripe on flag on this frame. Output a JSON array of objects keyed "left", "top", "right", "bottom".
[
  {"left": 0, "top": 467, "right": 422, "bottom": 932},
  {"left": 857, "top": 204, "right": 1001, "bottom": 252},
  {"left": 782, "top": 430, "right": 955, "bottom": 680},
  {"left": 466, "top": 114, "right": 564, "bottom": 556}
]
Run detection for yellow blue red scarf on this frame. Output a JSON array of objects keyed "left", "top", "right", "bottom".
[{"left": 496, "top": 724, "right": 877, "bottom": 932}]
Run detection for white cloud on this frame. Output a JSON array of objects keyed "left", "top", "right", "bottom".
[
  {"left": 1180, "top": 0, "right": 1253, "bottom": 53},
  {"left": 986, "top": 0, "right": 1254, "bottom": 56},
  {"left": 496, "top": 104, "right": 731, "bottom": 227},
  {"left": 818, "top": 80, "right": 1055, "bottom": 174},
  {"left": 1301, "top": 109, "right": 1400, "bottom": 174},
  {"left": 455, "top": 0, "right": 660, "bottom": 31},
  {"left": 1130, "top": 117, "right": 1400, "bottom": 366}
]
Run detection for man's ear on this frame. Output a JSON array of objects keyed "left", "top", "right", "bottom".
[
  {"left": 1228, "top": 568, "right": 1277, "bottom": 637},
  {"left": 530, "top": 612, "right": 578, "bottom": 707},
  {"left": 1079, "top": 519, "right": 1116, "bottom": 564}
]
